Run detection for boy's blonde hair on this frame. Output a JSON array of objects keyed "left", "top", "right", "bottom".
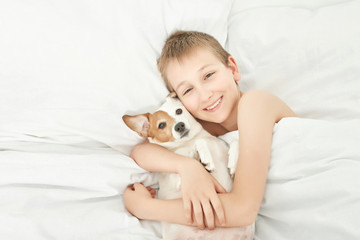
[{"left": 157, "top": 30, "right": 231, "bottom": 91}]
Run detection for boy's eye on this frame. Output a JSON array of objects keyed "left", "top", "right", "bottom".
[
  {"left": 183, "top": 88, "right": 192, "bottom": 95},
  {"left": 158, "top": 122, "right": 166, "bottom": 129},
  {"left": 205, "top": 72, "right": 214, "bottom": 79}
]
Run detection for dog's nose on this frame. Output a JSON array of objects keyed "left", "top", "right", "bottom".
[{"left": 175, "top": 122, "right": 185, "bottom": 133}]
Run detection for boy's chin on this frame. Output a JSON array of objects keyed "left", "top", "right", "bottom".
[{"left": 203, "top": 116, "right": 225, "bottom": 124}]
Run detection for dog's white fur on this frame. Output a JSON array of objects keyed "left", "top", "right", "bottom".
[{"left": 123, "top": 93, "right": 254, "bottom": 240}]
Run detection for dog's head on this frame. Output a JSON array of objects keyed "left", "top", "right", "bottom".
[{"left": 122, "top": 92, "right": 203, "bottom": 148}]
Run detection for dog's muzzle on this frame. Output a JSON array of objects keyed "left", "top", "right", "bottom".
[{"left": 175, "top": 122, "right": 189, "bottom": 138}]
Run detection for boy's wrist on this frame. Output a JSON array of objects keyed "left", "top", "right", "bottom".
[
  {"left": 139, "top": 198, "right": 159, "bottom": 220},
  {"left": 176, "top": 157, "right": 198, "bottom": 175}
]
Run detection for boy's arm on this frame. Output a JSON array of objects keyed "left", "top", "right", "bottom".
[
  {"left": 131, "top": 141, "right": 187, "bottom": 173},
  {"left": 124, "top": 183, "right": 254, "bottom": 227},
  {"left": 230, "top": 90, "right": 296, "bottom": 221}
]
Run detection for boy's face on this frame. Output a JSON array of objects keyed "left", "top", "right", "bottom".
[{"left": 166, "top": 47, "right": 241, "bottom": 126}]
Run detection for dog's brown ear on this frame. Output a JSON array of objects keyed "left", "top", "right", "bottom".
[
  {"left": 122, "top": 113, "right": 150, "bottom": 138},
  {"left": 167, "top": 92, "right": 178, "bottom": 98}
]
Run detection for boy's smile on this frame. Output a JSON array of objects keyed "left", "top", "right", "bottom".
[
  {"left": 166, "top": 47, "right": 241, "bottom": 130},
  {"left": 204, "top": 96, "right": 222, "bottom": 112}
]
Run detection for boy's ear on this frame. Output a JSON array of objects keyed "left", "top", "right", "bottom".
[
  {"left": 227, "top": 56, "right": 241, "bottom": 82},
  {"left": 122, "top": 113, "right": 150, "bottom": 138}
]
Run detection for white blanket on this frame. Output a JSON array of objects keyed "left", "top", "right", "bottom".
[
  {"left": 260, "top": 118, "right": 360, "bottom": 239},
  {"left": 221, "top": 117, "right": 360, "bottom": 239}
]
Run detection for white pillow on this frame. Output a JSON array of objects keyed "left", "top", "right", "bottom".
[
  {"left": 0, "top": 0, "right": 233, "bottom": 154},
  {"left": 227, "top": 0, "right": 360, "bottom": 120}
]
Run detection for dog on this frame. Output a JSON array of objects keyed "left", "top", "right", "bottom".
[{"left": 123, "top": 92, "right": 254, "bottom": 240}]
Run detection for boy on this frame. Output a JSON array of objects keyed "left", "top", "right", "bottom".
[{"left": 123, "top": 31, "right": 296, "bottom": 229}]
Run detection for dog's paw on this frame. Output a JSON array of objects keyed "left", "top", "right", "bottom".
[
  {"left": 202, "top": 161, "right": 215, "bottom": 172},
  {"left": 228, "top": 140, "right": 239, "bottom": 178},
  {"left": 195, "top": 139, "right": 216, "bottom": 172},
  {"left": 228, "top": 162, "right": 236, "bottom": 178},
  {"left": 176, "top": 179, "right": 181, "bottom": 191}
]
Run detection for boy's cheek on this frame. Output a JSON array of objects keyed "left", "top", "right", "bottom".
[{"left": 182, "top": 98, "right": 200, "bottom": 115}]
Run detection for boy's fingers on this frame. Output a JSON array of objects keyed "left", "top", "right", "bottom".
[
  {"left": 150, "top": 189, "right": 156, "bottom": 198},
  {"left": 202, "top": 200, "right": 215, "bottom": 230},
  {"left": 183, "top": 196, "right": 193, "bottom": 224},
  {"left": 192, "top": 201, "right": 205, "bottom": 230},
  {"left": 124, "top": 186, "right": 133, "bottom": 193},
  {"left": 133, "top": 182, "right": 146, "bottom": 191},
  {"left": 133, "top": 182, "right": 141, "bottom": 189},
  {"left": 211, "top": 195, "right": 226, "bottom": 226},
  {"left": 213, "top": 179, "right": 226, "bottom": 193}
]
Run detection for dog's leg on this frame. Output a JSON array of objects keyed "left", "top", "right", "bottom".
[
  {"left": 193, "top": 151, "right": 209, "bottom": 172},
  {"left": 195, "top": 139, "right": 215, "bottom": 172},
  {"left": 228, "top": 140, "right": 239, "bottom": 178}
]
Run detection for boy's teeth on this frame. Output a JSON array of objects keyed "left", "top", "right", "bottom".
[{"left": 206, "top": 98, "right": 221, "bottom": 110}]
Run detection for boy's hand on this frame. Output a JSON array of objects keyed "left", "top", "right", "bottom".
[
  {"left": 123, "top": 183, "right": 156, "bottom": 219},
  {"left": 177, "top": 159, "right": 226, "bottom": 230}
]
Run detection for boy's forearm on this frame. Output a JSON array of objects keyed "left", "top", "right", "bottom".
[
  {"left": 141, "top": 193, "right": 255, "bottom": 228},
  {"left": 143, "top": 198, "right": 193, "bottom": 226},
  {"left": 131, "top": 142, "right": 193, "bottom": 173}
]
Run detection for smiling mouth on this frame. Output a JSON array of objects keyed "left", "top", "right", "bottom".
[{"left": 204, "top": 97, "right": 222, "bottom": 111}]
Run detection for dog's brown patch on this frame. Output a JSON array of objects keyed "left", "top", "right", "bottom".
[{"left": 148, "top": 110, "right": 175, "bottom": 143}]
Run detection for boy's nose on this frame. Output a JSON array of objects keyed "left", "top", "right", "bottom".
[
  {"left": 175, "top": 122, "right": 185, "bottom": 133},
  {"left": 200, "top": 87, "right": 213, "bottom": 101}
]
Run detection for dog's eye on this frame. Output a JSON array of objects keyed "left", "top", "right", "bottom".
[
  {"left": 158, "top": 122, "right": 166, "bottom": 129},
  {"left": 176, "top": 108, "right": 182, "bottom": 115}
]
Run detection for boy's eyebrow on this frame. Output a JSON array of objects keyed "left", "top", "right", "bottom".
[
  {"left": 198, "top": 64, "right": 214, "bottom": 72},
  {"left": 174, "top": 81, "right": 186, "bottom": 92}
]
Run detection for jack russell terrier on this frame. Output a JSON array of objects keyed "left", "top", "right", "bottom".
[{"left": 123, "top": 92, "right": 254, "bottom": 240}]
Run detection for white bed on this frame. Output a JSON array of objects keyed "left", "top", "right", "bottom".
[{"left": 1, "top": 0, "right": 359, "bottom": 239}]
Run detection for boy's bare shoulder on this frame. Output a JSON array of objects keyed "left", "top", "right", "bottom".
[
  {"left": 238, "top": 90, "right": 279, "bottom": 110},
  {"left": 240, "top": 90, "right": 275, "bottom": 101},
  {"left": 238, "top": 90, "right": 297, "bottom": 121}
]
